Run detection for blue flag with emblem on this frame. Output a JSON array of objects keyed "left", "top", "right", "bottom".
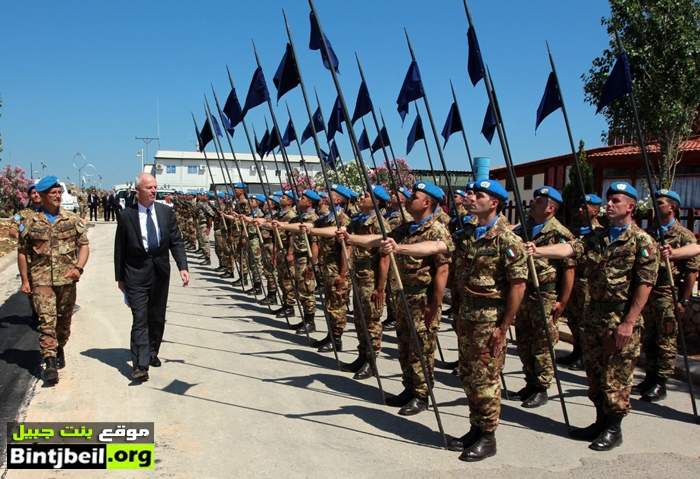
[
  {"left": 358, "top": 128, "right": 370, "bottom": 151},
  {"left": 309, "top": 11, "right": 339, "bottom": 73},
  {"left": 371, "top": 127, "right": 390, "bottom": 154},
  {"left": 596, "top": 52, "right": 633, "bottom": 113},
  {"left": 273, "top": 43, "right": 300, "bottom": 102},
  {"left": 441, "top": 101, "right": 463, "bottom": 147},
  {"left": 281, "top": 120, "right": 297, "bottom": 148},
  {"left": 352, "top": 81, "right": 372, "bottom": 124},
  {"left": 406, "top": 113, "right": 424, "bottom": 154},
  {"left": 301, "top": 107, "right": 325, "bottom": 144},
  {"left": 481, "top": 103, "right": 497, "bottom": 144},
  {"left": 396, "top": 61, "right": 424, "bottom": 122},
  {"left": 327, "top": 96, "right": 344, "bottom": 140},
  {"left": 242, "top": 67, "right": 270, "bottom": 117},
  {"left": 535, "top": 72, "right": 563, "bottom": 130},
  {"left": 223, "top": 87, "right": 243, "bottom": 128},
  {"left": 467, "top": 26, "right": 485, "bottom": 86}
]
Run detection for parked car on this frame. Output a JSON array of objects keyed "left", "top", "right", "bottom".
[{"left": 59, "top": 182, "right": 79, "bottom": 213}]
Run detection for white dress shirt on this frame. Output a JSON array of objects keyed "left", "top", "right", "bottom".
[{"left": 137, "top": 202, "right": 161, "bottom": 251}]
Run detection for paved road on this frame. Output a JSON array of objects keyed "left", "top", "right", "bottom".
[{"left": 2, "top": 223, "right": 700, "bottom": 478}]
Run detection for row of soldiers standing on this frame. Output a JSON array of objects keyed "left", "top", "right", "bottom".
[{"left": 170, "top": 175, "right": 698, "bottom": 463}]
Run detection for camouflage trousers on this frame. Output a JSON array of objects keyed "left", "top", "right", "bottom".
[
  {"left": 276, "top": 245, "right": 296, "bottom": 307},
  {"left": 186, "top": 218, "right": 197, "bottom": 245},
  {"left": 353, "top": 266, "right": 384, "bottom": 356},
  {"left": 214, "top": 229, "right": 230, "bottom": 270},
  {"left": 262, "top": 240, "right": 277, "bottom": 293},
  {"left": 457, "top": 301, "right": 507, "bottom": 433},
  {"left": 32, "top": 284, "right": 77, "bottom": 358},
  {"left": 196, "top": 223, "right": 210, "bottom": 260},
  {"left": 231, "top": 233, "right": 250, "bottom": 275},
  {"left": 247, "top": 234, "right": 264, "bottom": 285},
  {"left": 294, "top": 254, "right": 316, "bottom": 314},
  {"left": 515, "top": 290, "right": 559, "bottom": 389},
  {"left": 642, "top": 293, "right": 677, "bottom": 379},
  {"left": 396, "top": 291, "right": 440, "bottom": 399},
  {"left": 565, "top": 280, "right": 590, "bottom": 348},
  {"left": 322, "top": 260, "right": 350, "bottom": 338},
  {"left": 581, "top": 313, "right": 641, "bottom": 416}
]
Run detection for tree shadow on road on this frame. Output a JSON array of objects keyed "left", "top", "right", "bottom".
[{"left": 81, "top": 347, "right": 132, "bottom": 381}]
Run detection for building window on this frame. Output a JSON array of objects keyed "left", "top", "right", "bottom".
[
  {"left": 166, "top": 164, "right": 176, "bottom": 174},
  {"left": 523, "top": 174, "right": 533, "bottom": 190},
  {"left": 187, "top": 165, "right": 199, "bottom": 175}
]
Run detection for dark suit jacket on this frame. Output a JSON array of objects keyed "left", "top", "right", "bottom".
[
  {"left": 87, "top": 194, "right": 99, "bottom": 207},
  {"left": 102, "top": 196, "right": 110, "bottom": 209},
  {"left": 114, "top": 202, "right": 188, "bottom": 285}
]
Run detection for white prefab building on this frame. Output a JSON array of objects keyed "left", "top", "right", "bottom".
[{"left": 146, "top": 150, "right": 323, "bottom": 193}]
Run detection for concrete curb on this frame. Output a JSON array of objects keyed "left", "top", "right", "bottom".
[{"left": 0, "top": 250, "right": 18, "bottom": 277}]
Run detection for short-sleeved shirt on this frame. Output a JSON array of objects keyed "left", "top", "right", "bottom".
[
  {"left": 453, "top": 215, "right": 528, "bottom": 306},
  {"left": 570, "top": 223, "right": 659, "bottom": 304},
  {"left": 19, "top": 209, "right": 89, "bottom": 286},
  {"left": 389, "top": 216, "right": 454, "bottom": 293},
  {"left": 291, "top": 208, "right": 319, "bottom": 254},
  {"left": 348, "top": 212, "right": 388, "bottom": 274},
  {"left": 650, "top": 220, "right": 699, "bottom": 296},
  {"left": 276, "top": 207, "right": 297, "bottom": 245},
  {"left": 384, "top": 206, "right": 413, "bottom": 231},
  {"left": 514, "top": 216, "right": 575, "bottom": 287},
  {"left": 195, "top": 201, "right": 215, "bottom": 225},
  {"left": 314, "top": 208, "right": 351, "bottom": 262}
]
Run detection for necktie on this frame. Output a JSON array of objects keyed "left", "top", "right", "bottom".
[{"left": 146, "top": 208, "right": 158, "bottom": 252}]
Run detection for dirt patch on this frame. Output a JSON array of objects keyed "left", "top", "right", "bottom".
[{"left": 0, "top": 219, "right": 18, "bottom": 258}]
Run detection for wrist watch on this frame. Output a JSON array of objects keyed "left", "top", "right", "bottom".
[{"left": 76, "top": 266, "right": 84, "bottom": 274}]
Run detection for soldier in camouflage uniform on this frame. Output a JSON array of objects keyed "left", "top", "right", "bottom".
[
  {"left": 18, "top": 176, "right": 90, "bottom": 386},
  {"left": 268, "top": 191, "right": 298, "bottom": 318},
  {"left": 559, "top": 194, "right": 604, "bottom": 369},
  {"left": 635, "top": 189, "right": 699, "bottom": 402},
  {"left": 377, "top": 182, "right": 454, "bottom": 416},
  {"left": 10, "top": 184, "right": 42, "bottom": 239},
  {"left": 242, "top": 194, "right": 268, "bottom": 296},
  {"left": 232, "top": 183, "right": 252, "bottom": 286},
  {"left": 257, "top": 195, "right": 280, "bottom": 305},
  {"left": 529, "top": 181, "right": 658, "bottom": 452},
  {"left": 195, "top": 193, "right": 215, "bottom": 265},
  {"left": 212, "top": 192, "right": 230, "bottom": 273},
  {"left": 513, "top": 186, "right": 575, "bottom": 408},
  {"left": 382, "top": 187, "right": 413, "bottom": 332}
]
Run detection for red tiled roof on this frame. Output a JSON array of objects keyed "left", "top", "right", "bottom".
[{"left": 589, "top": 137, "right": 700, "bottom": 158}]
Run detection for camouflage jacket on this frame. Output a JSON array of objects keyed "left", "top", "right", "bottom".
[
  {"left": 650, "top": 220, "right": 699, "bottom": 296},
  {"left": 247, "top": 207, "right": 264, "bottom": 238},
  {"left": 314, "top": 207, "right": 351, "bottom": 262},
  {"left": 290, "top": 208, "right": 318, "bottom": 254},
  {"left": 195, "top": 201, "right": 215, "bottom": 225},
  {"left": 276, "top": 207, "right": 297, "bottom": 245},
  {"left": 570, "top": 223, "right": 658, "bottom": 305},
  {"left": 212, "top": 201, "right": 226, "bottom": 231},
  {"left": 18, "top": 209, "right": 89, "bottom": 286},
  {"left": 453, "top": 215, "right": 528, "bottom": 306},
  {"left": 390, "top": 215, "right": 454, "bottom": 295},
  {"left": 384, "top": 206, "right": 413, "bottom": 231},
  {"left": 433, "top": 206, "right": 451, "bottom": 228},
  {"left": 349, "top": 211, "right": 388, "bottom": 274},
  {"left": 514, "top": 216, "right": 575, "bottom": 288}
]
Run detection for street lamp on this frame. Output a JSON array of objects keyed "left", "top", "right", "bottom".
[{"left": 72, "top": 153, "right": 95, "bottom": 189}]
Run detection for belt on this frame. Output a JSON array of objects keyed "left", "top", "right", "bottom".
[
  {"left": 463, "top": 296, "right": 504, "bottom": 309},
  {"left": 589, "top": 301, "right": 627, "bottom": 314},
  {"left": 530, "top": 282, "right": 557, "bottom": 292},
  {"left": 403, "top": 284, "right": 428, "bottom": 296}
]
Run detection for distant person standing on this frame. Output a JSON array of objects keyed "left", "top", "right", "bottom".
[
  {"left": 114, "top": 173, "right": 189, "bottom": 382},
  {"left": 102, "top": 192, "right": 111, "bottom": 222},
  {"left": 87, "top": 189, "right": 100, "bottom": 221},
  {"left": 18, "top": 176, "right": 90, "bottom": 386},
  {"left": 110, "top": 190, "right": 121, "bottom": 216}
]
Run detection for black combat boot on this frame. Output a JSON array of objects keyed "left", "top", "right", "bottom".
[
  {"left": 515, "top": 383, "right": 536, "bottom": 401},
  {"left": 43, "top": 357, "right": 59, "bottom": 385},
  {"left": 259, "top": 291, "right": 277, "bottom": 306},
  {"left": 398, "top": 396, "right": 428, "bottom": 416},
  {"left": 521, "top": 387, "right": 548, "bottom": 408},
  {"left": 353, "top": 361, "right": 374, "bottom": 380},
  {"left": 295, "top": 313, "right": 316, "bottom": 335},
  {"left": 317, "top": 335, "right": 342, "bottom": 353},
  {"left": 557, "top": 345, "right": 581, "bottom": 367},
  {"left": 447, "top": 426, "right": 482, "bottom": 452},
  {"left": 385, "top": 388, "right": 413, "bottom": 407},
  {"left": 275, "top": 306, "right": 294, "bottom": 318},
  {"left": 56, "top": 346, "right": 66, "bottom": 369},
  {"left": 459, "top": 431, "right": 497, "bottom": 462},
  {"left": 641, "top": 377, "right": 667, "bottom": 402},
  {"left": 632, "top": 373, "right": 656, "bottom": 395},
  {"left": 341, "top": 355, "right": 365, "bottom": 373},
  {"left": 589, "top": 413, "right": 623, "bottom": 451},
  {"left": 569, "top": 404, "right": 606, "bottom": 441},
  {"left": 252, "top": 282, "right": 263, "bottom": 296}
]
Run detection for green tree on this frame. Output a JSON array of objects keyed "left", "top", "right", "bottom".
[{"left": 582, "top": 0, "right": 700, "bottom": 188}]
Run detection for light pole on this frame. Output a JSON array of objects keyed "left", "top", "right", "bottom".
[
  {"left": 72, "top": 153, "right": 95, "bottom": 189},
  {"left": 135, "top": 136, "right": 159, "bottom": 176}
]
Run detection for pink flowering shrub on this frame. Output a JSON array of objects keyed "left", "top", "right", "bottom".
[{"left": 0, "top": 165, "right": 31, "bottom": 216}]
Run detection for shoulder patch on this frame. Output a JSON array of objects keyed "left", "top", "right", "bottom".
[{"left": 506, "top": 247, "right": 516, "bottom": 259}]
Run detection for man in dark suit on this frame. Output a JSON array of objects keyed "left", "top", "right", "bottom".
[
  {"left": 110, "top": 191, "right": 121, "bottom": 216},
  {"left": 114, "top": 173, "right": 190, "bottom": 382},
  {"left": 102, "top": 193, "right": 111, "bottom": 222},
  {"left": 87, "top": 190, "right": 99, "bottom": 221}
]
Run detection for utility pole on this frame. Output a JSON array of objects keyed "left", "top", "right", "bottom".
[{"left": 135, "top": 136, "right": 160, "bottom": 176}]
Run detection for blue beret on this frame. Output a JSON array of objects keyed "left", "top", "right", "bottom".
[
  {"left": 303, "top": 189, "right": 321, "bottom": 202},
  {"left": 330, "top": 184, "right": 354, "bottom": 200},
  {"left": 318, "top": 191, "right": 328, "bottom": 199},
  {"left": 584, "top": 193, "right": 602, "bottom": 206},
  {"left": 465, "top": 182, "right": 475, "bottom": 192},
  {"left": 268, "top": 195, "right": 280, "bottom": 205},
  {"left": 217, "top": 191, "right": 225, "bottom": 198},
  {"left": 273, "top": 191, "right": 284, "bottom": 197},
  {"left": 413, "top": 181, "right": 445, "bottom": 202},
  {"left": 207, "top": 192, "right": 216, "bottom": 199},
  {"left": 348, "top": 189, "right": 359, "bottom": 200},
  {"left": 28, "top": 184, "right": 37, "bottom": 193},
  {"left": 371, "top": 184, "right": 390, "bottom": 203},
  {"left": 533, "top": 185, "right": 563, "bottom": 204},
  {"left": 35, "top": 175, "right": 61, "bottom": 193},
  {"left": 473, "top": 179, "right": 508, "bottom": 202},
  {"left": 398, "top": 186, "right": 412, "bottom": 200},
  {"left": 283, "top": 190, "right": 298, "bottom": 201},
  {"left": 233, "top": 182, "right": 247, "bottom": 189},
  {"left": 606, "top": 181, "right": 637, "bottom": 200},
  {"left": 454, "top": 189, "right": 466, "bottom": 197},
  {"left": 250, "top": 193, "right": 266, "bottom": 203},
  {"left": 655, "top": 188, "right": 681, "bottom": 204}
]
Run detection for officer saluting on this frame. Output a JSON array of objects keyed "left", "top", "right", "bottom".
[{"left": 17, "top": 176, "right": 90, "bottom": 386}]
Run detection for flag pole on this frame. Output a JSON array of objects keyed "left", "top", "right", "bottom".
[
  {"left": 613, "top": 33, "right": 697, "bottom": 420},
  {"left": 463, "top": 0, "right": 571, "bottom": 430},
  {"left": 211, "top": 86, "right": 245, "bottom": 184},
  {"left": 191, "top": 114, "right": 217, "bottom": 188},
  {"left": 312, "top": 88, "right": 353, "bottom": 187},
  {"left": 379, "top": 109, "right": 412, "bottom": 187},
  {"left": 309, "top": 0, "right": 448, "bottom": 447},
  {"left": 282, "top": 9, "right": 383, "bottom": 387},
  {"left": 284, "top": 102, "right": 313, "bottom": 181},
  {"left": 448, "top": 79, "right": 475, "bottom": 176}
]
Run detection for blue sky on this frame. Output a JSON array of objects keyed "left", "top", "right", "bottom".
[{"left": 1, "top": 0, "right": 612, "bottom": 188}]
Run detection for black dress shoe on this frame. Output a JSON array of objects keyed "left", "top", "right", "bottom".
[
  {"left": 557, "top": 346, "right": 581, "bottom": 366},
  {"left": 43, "top": 357, "right": 59, "bottom": 385},
  {"left": 56, "top": 346, "right": 66, "bottom": 369},
  {"left": 515, "top": 384, "right": 535, "bottom": 401},
  {"left": 398, "top": 397, "right": 428, "bottom": 416},
  {"left": 149, "top": 355, "right": 161, "bottom": 367},
  {"left": 251, "top": 284, "right": 263, "bottom": 296},
  {"left": 447, "top": 426, "right": 482, "bottom": 452},
  {"left": 385, "top": 388, "right": 413, "bottom": 407},
  {"left": 521, "top": 389, "right": 548, "bottom": 408},
  {"left": 259, "top": 292, "right": 278, "bottom": 305},
  {"left": 341, "top": 355, "right": 365, "bottom": 373},
  {"left": 353, "top": 361, "right": 374, "bottom": 380},
  {"left": 441, "top": 360, "right": 459, "bottom": 370},
  {"left": 132, "top": 368, "right": 149, "bottom": 382},
  {"left": 459, "top": 432, "right": 496, "bottom": 462},
  {"left": 569, "top": 406, "right": 605, "bottom": 441},
  {"left": 317, "top": 336, "right": 342, "bottom": 353},
  {"left": 641, "top": 380, "right": 667, "bottom": 402},
  {"left": 295, "top": 321, "right": 316, "bottom": 335},
  {"left": 589, "top": 414, "right": 623, "bottom": 451},
  {"left": 632, "top": 373, "right": 656, "bottom": 395}
]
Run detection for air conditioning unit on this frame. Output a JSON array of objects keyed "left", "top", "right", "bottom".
[
  {"left": 199, "top": 165, "right": 207, "bottom": 172},
  {"left": 155, "top": 164, "right": 164, "bottom": 172}
]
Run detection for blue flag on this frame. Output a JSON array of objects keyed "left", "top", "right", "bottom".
[
  {"left": 596, "top": 52, "right": 633, "bottom": 113},
  {"left": 467, "top": 26, "right": 485, "bottom": 86},
  {"left": 273, "top": 43, "right": 300, "bottom": 102},
  {"left": 309, "top": 11, "right": 339, "bottom": 73},
  {"left": 327, "top": 96, "right": 344, "bottom": 140},
  {"left": 358, "top": 128, "right": 370, "bottom": 151},
  {"left": 352, "top": 81, "right": 372, "bottom": 124},
  {"left": 281, "top": 120, "right": 297, "bottom": 147},
  {"left": 535, "top": 72, "right": 563, "bottom": 130},
  {"left": 211, "top": 115, "right": 223, "bottom": 138},
  {"left": 266, "top": 127, "right": 280, "bottom": 156},
  {"left": 320, "top": 149, "right": 335, "bottom": 169},
  {"left": 481, "top": 103, "right": 497, "bottom": 144},
  {"left": 198, "top": 119, "right": 214, "bottom": 151},
  {"left": 215, "top": 99, "right": 234, "bottom": 136},
  {"left": 396, "top": 61, "right": 424, "bottom": 122},
  {"left": 242, "top": 67, "right": 270, "bottom": 116},
  {"left": 406, "top": 114, "right": 425, "bottom": 154},
  {"left": 330, "top": 140, "right": 341, "bottom": 162},
  {"left": 371, "top": 127, "right": 390, "bottom": 154},
  {"left": 224, "top": 88, "right": 243, "bottom": 128},
  {"left": 301, "top": 107, "right": 325, "bottom": 144},
  {"left": 441, "top": 102, "right": 463, "bottom": 146},
  {"left": 256, "top": 129, "right": 269, "bottom": 158}
]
